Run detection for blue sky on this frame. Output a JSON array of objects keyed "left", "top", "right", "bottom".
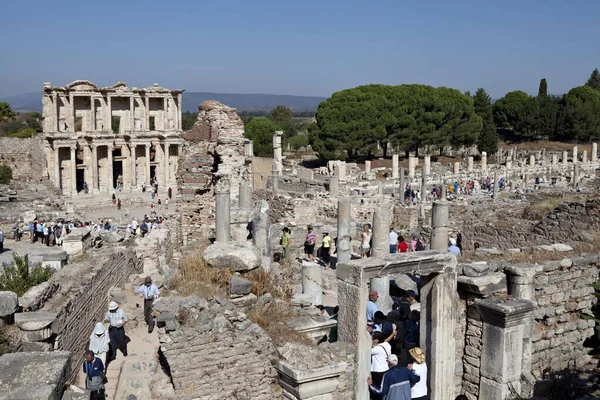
[{"left": 0, "top": 0, "right": 599, "bottom": 98}]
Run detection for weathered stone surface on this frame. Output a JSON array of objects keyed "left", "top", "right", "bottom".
[
  {"left": 457, "top": 273, "right": 507, "bottom": 295},
  {"left": 0, "top": 291, "right": 18, "bottom": 317},
  {"left": 461, "top": 262, "right": 490, "bottom": 277},
  {"left": 203, "top": 241, "right": 261, "bottom": 272},
  {"left": 15, "top": 311, "right": 56, "bottom": 331},
  {"left": 0, "top": 351, "right": 70, "bottom": 400},
  {"left": 229, "top": 276, "right": 252, "bottom": 296}
]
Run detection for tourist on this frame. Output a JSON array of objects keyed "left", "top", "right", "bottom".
[
  {"left": 408, "top": 347, "right": 428, "bottom": 400},
  {"left": 361, "top": 224, "right": 372, "bottom": 258},
  {"left": 168, "top": 186, "right": 172, "bottom": 199},
  {"left": 456, "top": 232, "right": 463, "bottom": 252},
  {"left": 158, "top": 199, "right": 162, "bottom": 209},
  {"left": 328, "top": 305, "right": 339, "bottom": 343},
  {"left": 389, "top": 227, "right": 398, "bottom": 254},
  {"left": 321, "top": 231, "right": 332, "bottom": 267},
  {"left": 89, "top": 322, "right": 110, "bottom": 366},
  {"left": 151, "top": 190, "right": 155, "bottom": 200},
  {"left": 165, "top": 198, "right": 169, "bottom": 209},
  {"left": 0, "top": 228, "right": 3, "bottom": 251},
  {"left": 103, "top": 220, "right": 111, "bottom": 231},
  {"left": 304, "top": 226, "right": 316, "bottom": 262},
  {"left": 382, "top": 310, "right": 401, "bottom": 351},
  {"left": 370, "top": 331, "right": 392, "bottom": 390},
  {"left": 404, "top": 310, "right": 420, "bottom": 352},
  {"left": 366, "top": 290, "right": 379, "bottom": 323},
  {"left": 136, "top": 276, "right": 160, "bottom": 333},
  {"left": 448, "top": 238, "right": 461, "bottom": 257},
  {"left": 394, "top": 290, "right": 415, "bottom": 322},
  {"left": 117, "top": 199, "right": 122, "bottom": 210},
  {"left": 43, "top": 222, "right": 50, "bottom": 246},
  {"left": 368, "top": 354, "right": 419, "bottom": 399},
  {"left": 131, "top": 218, "right": 138, "bottom": 235},
  {"left": 281, "top": 227, "right": 291, "bottom": 258},
  {"left": 104, "top": 301, "right": 128, "bottom": 359},
  {"left": 112, "top": 193, "right": 116, "bottom": 204},
  {"left": 83, "top": 181, "right": 89, "bottom": 194},
  {"left": 372, "top": 311, "right": 386, "bottom": 333},
  {"left": 36, "top": 221, "right": 43, "bottom": 244},
  {"left": 83, "top": 350, "right": 106, "bottom": 400},
  {"left": 397, "top": 235, "right": 408, "bottom": 253}
]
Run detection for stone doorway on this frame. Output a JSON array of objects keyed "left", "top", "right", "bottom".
[{"left": 113, "top": 159, "right": 123, "bottom": 189}]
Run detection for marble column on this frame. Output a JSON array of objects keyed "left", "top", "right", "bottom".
[
  {"left": 53, "top": 93, "right": 59, "bottom": 131},
  {"left": 583, "top": 150, "right": 588, "bottom": 164},
  {"left": 493, "top": 171, "right": 499, "bottom": 201},
  {"left": 529, "top": 154, "right": 535, "bottom": 166},
  {"left": 164, "top": 143, "right": 170, "bottom": 185},
  {"left": 90, "top": 95, "right": 96, "bottom": 131},
  {"left": 273, "top": 131, "right": 283, "bottom": 175},
  {"left": 481, "top": 151, "right": 487, "bottom": 170},
  {"left": 506, "top": 160, "right": 512, "bottom": 169},
  {"left": 239, "top": 182, "right": 252, "bottom": 210},
  {"left": 563, "top": 150, "right": 568, "bottom": 165},
  {"left": 573, "top": 164, "right": 580, "bottom": 187},
  {"left": 592, "top": 143, "right": 598, "bottom": 162},
  {"left": 91, "top": 145, "right": 99, "bottom": 192},
  {"left": 399, "top": 167, "right": 405, "bottom": 202},
  {"left": 370, "top": 277, "right": 392, "bottom": 314},
  {"left": 177, "top": 93, "right": 183, "bottom": 130},
  {"left": 551, "top": 154, "right": 558, "bottom": 166},
  {"left": 215, "top": 180, "right": 231, "bottom": 243},
  {"left": 54, "top": 146, "right": 61, "bottom": 189},
  {"left": 424, "top": 155, "right": 431, "bottom": 175},
  {"left": 163, "top": 98, "right": 168, "bottom": 130},
  {"left": 391, "top": 154, "right": 399, "bottom": 179},
  {"left": 408, "top": 157, "right": 417, "bottom": 178},
  {"left": 68, "top": 94, "right": 75, "bottom": 132},
  {"left": 144, "top": 96, "right": 150, "bottom": 131},
  {"left": 365, "top": 160, "right": 371, "bottom": 174},
  {"left": 336, "top": 198, "right": 352, "bottom": 264},
  {"left": 106, "top": 96, "right": 112, "bottom": 132},
  {"left": 145, "top": 144, "right": 151, "bottom": 184},
  {"left": 453, "top": 161, "right": 460, "bottom": 175},
  {"left": 302, "top": 263, "right": 323, "bottom": 305},
  {"left": 371, "top": 205, "right": 390, "bottom": 257},
  {"left": 107, "top": 145, "right": 114, "bottom": 191},
  {"left": 467, "top": 156, "right": 473, "bottom": 172},
  {"left": 573, "top": 146, "right": 578, "bottom": 164},
  {"left": 244, "top": 139, "right": 254, "bottom": 158},
  {"left": 129, "top": 96, "right": 134, "bottom": 132},
  {"left": 70, "top": 145, "right": 77, "bottom": 195},
  {"left": 430, "top": 199, "right": 449, "bottom": 251},
  {"left": 329, "top": 176, "right": 339, "bottom": 197},
  {"left": 130, "top": 144, "right": 137, "bottom": 188}
]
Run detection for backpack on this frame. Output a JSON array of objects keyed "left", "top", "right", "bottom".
[{"left": 415, "top": 238, "right": 425, "bottom": 251}]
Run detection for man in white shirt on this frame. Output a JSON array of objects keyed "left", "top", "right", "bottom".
[
  {"left": 136, "top": 276, "right": 160, "bottom": 333},
  {"left": 389, "top": 228, "right": 398, "bottom": 254},
  {"left": 103, "top": 301, "right": 128, "bottom": 359}
]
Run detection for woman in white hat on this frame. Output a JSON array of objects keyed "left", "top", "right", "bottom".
[
  {"left": 88, "top": 322, "right": 110, "bottom": 366},
  {"left": 103, "top": 301, "right": 128, "bottom": 360},
  {"left": 408, "top": 347, "right": 428, "bottom": 400}
]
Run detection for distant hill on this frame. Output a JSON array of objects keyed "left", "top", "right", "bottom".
[{"left": 0, "top": 91, "right": 326, "bottom": 113}]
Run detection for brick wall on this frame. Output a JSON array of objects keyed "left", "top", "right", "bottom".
[{"left": 0, "top": 136, "right": 46, "bottom": 182}]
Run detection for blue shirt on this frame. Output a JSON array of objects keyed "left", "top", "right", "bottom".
[
  {"left": 366, "top": 300, "right": 378, "bottom": 322},
  {"left": 82, "top": 357, "right": 104, "bottom": 378},
  {"left": 448, "top": 245, "right": 461, "bottom": 257},
  {"left": 370, "top": 366, "right": 420, "bottom": 398}
]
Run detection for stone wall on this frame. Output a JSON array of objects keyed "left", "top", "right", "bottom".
[
  {"left": 19, "top": 246, "right": 142, "bottom": 382},
  {"left": 155, "top": 296, "right": 281, "bottom": 400},
  {"left": 253, "top": 156, "right": 272, "bottom": 190},
  {"left": 461, "top": 300, "right": 483, "bottom": 400},
  {"left": 531, "top": 255, "right": 598, "bottom": 376},
  {"left": 534, "top": 200, "right": 600, "bottom": 244},
  {"left": 0, "top": 136, "right": 46, "bottom": 182}
]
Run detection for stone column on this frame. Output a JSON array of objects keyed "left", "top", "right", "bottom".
[
  {"left": 163, "top": 97, "right": 168, "bottom": 130},
  {"left": 391, "top": 154, "right": 399, "bottom": 179},
  {"left": 129, "top": 96, "right": 134, "bottom": 132},
  {"left": 493, "top": 171, "right": 499, "bottom": 201},
  {"left": 408, "top": 157, "right": 417, "bottom": 178},
  {"left": 573, "top": 146, "right": 578, "bottom": 164},
  {"left": 524, "top": 173, "right": 529, "bottom": 190},
  {"left": 365, "top": 160, "right": 371, "bottom": 174},
  {"left": 144, "top": 96, "right": 150, "bottom": 131},
  {"left": 478, "top": 298, "right": 534, "bottom": 399},
  {"left": 583, "top": 150, "right": 588, "bottom": 163},
  {"left": 336, "top": 198, "right": 351, "bottom": 264},
  {"left": 430, "top": 199, "right": 449, "bottom": 251},
  {"left": 467, "top": 156, "right": 473, "bottom": 172},
  {"left": 54, "top": 146, "right": 61, "bottom": 189},
  {"left": 70, "top": 145, "right": 77, "bottom": 195},
  {"left": 377, "top": 181, "right": 383, "bottom": 195},
  {"left": 329, "top": 176, "right": 339, "bottom": 197},
  {"left": 563, "top": 150, "right": 568, "bottom": 165},
  {"left": 370, "top": 277, "right": 392, "bottom": 314},
  {"left": 90, "top": 95, "right": 96, "bottom": 131},
  {"left": 573, "top": 164, "right": 580, "bottom": 187},
  {"left": 551, "top": 154, "right": 558, "bottom": 166},
  {"left": 399, "top": 167, "right": 405, "bottom": 202},
  {"left": 145, "top": 144, "right": 151, "bottom": 184},
  {"left": 244, "top": 139, "right": 254, "bottom": 158},
  {"left": 53, "top": 93, "right": 59, "bottom": 131},
  {"left": 337, "top": 161, "right": 347, "bottom": 182},
  {"left": 424, "top": 155, "right": 431, "bottom": 175},
  {"left": 453, "top": 161, "right": 460, "bottom": 175},
  {"left": 178, "top": 93, "right": 183, "bottom": 130},
  {"left": 106, "top": 96, "right": 112, "bottom": 132},
  {"left": 107, "top": 145, "right": 114, "bottom": 191},
  {"left": 371, "top": 205, "right": 390, "bottom": 257},
  {"left": 130, "top": 144, "right": 137, "bottom": 188},
  {"left": 529, "top": 154, "right": 535, "bottom": 166},
  {"left": 593, "top": 143, "right": 598, "bottom": 162},
  {"left": 252, "top": 200, "right": 271, "bottom": 270},
  {"left": 302, "top": 262, "right": 323, "bottom": 305},
  {"left": 420, "top": 171, "right": 427, "bottom": 203},
  {"left": 506, "top": 160, "right": 512, "bottom": 169},
  {"left": 273, "top": 131, "right": 283, "bottom": 175},
  {"left": 481, "top": 151, "right": 487, "bottom": 170},
  {"left": 164, "top": 143, "right": 170, "bottom": 185},
  {"left": 238, "top": 182, "right": 252, "bottom": 210},
  {"left": 215, "top": 179, "right": 231, "bottom": 243},
  {"left": 68, "top": 93, "right": 75, "bottom": 132},
  {"left": 91, "top": 145, "right": 99, "bottom": 192}
]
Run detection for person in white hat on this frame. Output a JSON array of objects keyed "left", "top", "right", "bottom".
[
  {"left": 103, "top": 301, "right": 128, "bottom": 360},
  {"left": 88, "top": 322, "right": 110, "bottom": 366},
  {"left": 448, "top": 237, "right": 461, "bottom": 257}
]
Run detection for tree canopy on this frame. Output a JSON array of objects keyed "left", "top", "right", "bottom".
[
  {"left": 268, "top": 105, "right": 295, "bottom": 135},
  {"left": 0, "top": 102, "right": 15, "bottom": 123},
  {"left": 473, "top": 88, "right": 499, "bottom": 154},
  {"left": 493, "top": 91, "right": 539, "bottom": 140},
  {"left": 309, "top": 84, "right": 482, "bottom": 160},
  {"left": 559, "top": 86, "right": 600, "bottom": 142},
  {"left": 586, "top": 68, "right": 600, "bottom": 91},
  {"left": 244, "top": 118, "right": 283, "bottom": 157}
]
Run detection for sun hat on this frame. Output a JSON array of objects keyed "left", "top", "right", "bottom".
[
  {"left": 387, "top": 354, "right": 399, "bottom": 366},
  {"left": 449, "top": 238, "right": 457, "bottom": 246},
  {"left": 409, "top": 347, "right": 426, "bottom": 364},
  {"left": 108, "top": 301, "right": 119, "bottom": 310}
]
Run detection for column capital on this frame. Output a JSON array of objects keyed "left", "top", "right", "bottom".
[
  {"left": 107, "top": 145, "right": 114, "bottom": 151},
  {"left": 145, "top": 144, "right": 151, "bottom": 149},
  {"left": 70, "top": 145, "right": 77, "bottom": 152}
]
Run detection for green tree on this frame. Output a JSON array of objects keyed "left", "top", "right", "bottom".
[
  {"left": 0, "top": 166, "right": 12, "bottom": 184},
  {"left": 538, "top": 78, "right": 548, "bottom": 99},
  {"left": 268, "top": 105, "right": 295, "bottom": 136},
  {"left": 8, "top": 128, "right": 37, "bottom": 138},
  {"left": 493, "top": 91, "right": 538, "bottom": 140},
  {"left": 181, "top": 111, "right": 198, "bottom": 131},
  {"left": 0, "top": 254, "right": 52, "bottom": 296},
  {"left": 559, "top": 86, "right": 600, "bottom": 142},
  {"left": 0, "top": 102, "right": 15, "bottom": 123},
  {"left": 585, "top": 68, "right": 600, "bottom": 91},
  {"left": 289, "top": 134, "right": 309, "bottom": 150},
  {"left": 473, "top": 88, "right": 499, "bottom": 154},
  {"left": 244, "top": 118, "right": 282, "bottom": 157}
]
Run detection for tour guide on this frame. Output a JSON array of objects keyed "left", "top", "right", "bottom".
[
  {"left": 104, "top": 301, "right": 128, "bottom": 359},
  {"left": 136, "top": 276, "right": 160, "bottom": 333}
]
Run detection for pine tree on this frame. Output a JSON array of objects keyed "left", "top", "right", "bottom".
[
  {"left": 538, "top": 78, "right": 548, "bottom": 99},
  {"left": 586, "top": 68, "right": 600, "bottom": 91},
  {"left": 473, "top": 88, "right": 499, "bottom": 154}
]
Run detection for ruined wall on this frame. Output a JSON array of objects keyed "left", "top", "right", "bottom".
[
  {"left": 253, "top": 156, "right": 272, "bottom": 190},
  {"left": 0, "top": 136, "right": 46, "bottom": 182},
  {"left": 460, "top": 300, "right": 483, "bottom": 400},
  {"left": 156, "top": 296, "right": 280, "bottom": 400},
  {"left": 531, "top": 255, "right": 598, "bottom": 376},
  {"left": 533, "top": 200, "right": 600, "bottom": 244},
  {"left": 20, "top": 246, "right": 142, "bottom": 382}
]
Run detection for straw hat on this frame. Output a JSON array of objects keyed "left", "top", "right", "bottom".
[
  {"left": 409, "top": 347, "right": 426, "bottom": 364},
  {"left": 108, "top": 301, "right": 119, "bottom": 311}
]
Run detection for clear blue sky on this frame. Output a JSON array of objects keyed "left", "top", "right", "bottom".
[{"left": 1, "top": 0, "right": 599, "bottom": 98}]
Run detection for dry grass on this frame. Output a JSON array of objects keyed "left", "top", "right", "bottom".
[
  {"left": 247, "top": 301, "right": 314, "bottom": 346},
  {"left": 170, "top": 250, "right": 232, "bottom": 298},
  {"left": 500, "top": 140, "right": 592, "bottom": 153}
]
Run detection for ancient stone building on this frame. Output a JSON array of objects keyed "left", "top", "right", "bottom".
[{"left": 42, "top": 80, "right": 184, "bottom": 195}]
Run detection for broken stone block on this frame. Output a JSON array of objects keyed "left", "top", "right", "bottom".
[
  {"left": 457, "top": 273, "right": 507, "bottom": 296},
  {"left": 230, "top": 293, "right": 258, "bottom": 306},
  {"left": 287, "top": 315, "right": 337, "bottom": 341},
  {"left": 156, "top": 312, "right": 176, "bottom": 329},
  {"left": 15, "top": 311, "right": 56, "bottom": 331},
  {"left": 202, "top": 242, "right": 261, "bottom": 272},
  {"left": 229, "top": 276, "right": 252, "bottom": 296},
  {"left": 462, "top": 262, "right": 490, "bottom": 277},
  {"left": 550, "top": 243, "right": 573, "bottom": 252},
  {"left": 0, "top": 291, "right": 18, "bottom": 317},
  {"left": 275, "top": 359, "right": 347, "bottom": 400},
  {"left": 474, "top": 248, "right": 503, "bottom": 257}
]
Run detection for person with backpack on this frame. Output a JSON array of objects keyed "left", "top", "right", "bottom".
[{"left": 370, "top": 331, "right": 392, "bottom": 392}]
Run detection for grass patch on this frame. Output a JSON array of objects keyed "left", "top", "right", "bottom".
[
  {"left": 170, "top": 250, "right": 231, "bottom": 298},
  {"left": 247, "top": 301, "right": 314, "bottom": 346}
]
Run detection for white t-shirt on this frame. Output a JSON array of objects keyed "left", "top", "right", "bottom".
[
  {"left": 371, "top": 342, "right": 391, "bottom": 372},
  {"left": 389, "top": 231, "right": 398, "bottom": 245},
  {"left": 362, "top": 232, "right": 372, "bottom": 249},
  {"left": 411, "top": 362, "right": 428, "bottom": 397}
]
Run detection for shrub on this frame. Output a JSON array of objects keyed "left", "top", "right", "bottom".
[
  {"left": 288, "top": 134, "right": 309, "bottom": 150},
  {"left": 7, "top": 128, "right": 36, "bottom": 138},
  {"left": 0, "top": 165, "right": 12, "bottom": 184},
  {"left": 0, "top": 253, "right": 52, "bottom": 296}
]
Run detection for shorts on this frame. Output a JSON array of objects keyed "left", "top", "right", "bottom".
[
  {"left": 304, "top": 244, "right": 315, "bottom": 255},
  {"left": 361, "top": 246, "right": 370, "bottom": 255}
]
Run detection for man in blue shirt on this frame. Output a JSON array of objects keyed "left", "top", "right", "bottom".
[
  {"left": 448, "top": 238, "right": 461, "bottom": 257},
  {"left": 366, "top": 291, "right": 379, "bottom": 323},
  {"left": 136, "top": 276, "right": 160, "bottom": 333},
  {"left": 83, "top": 350, "right": 105, "bottom": 400},
  {"left": 369, "top": 354, "right": 420, "bottom": 399}
]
